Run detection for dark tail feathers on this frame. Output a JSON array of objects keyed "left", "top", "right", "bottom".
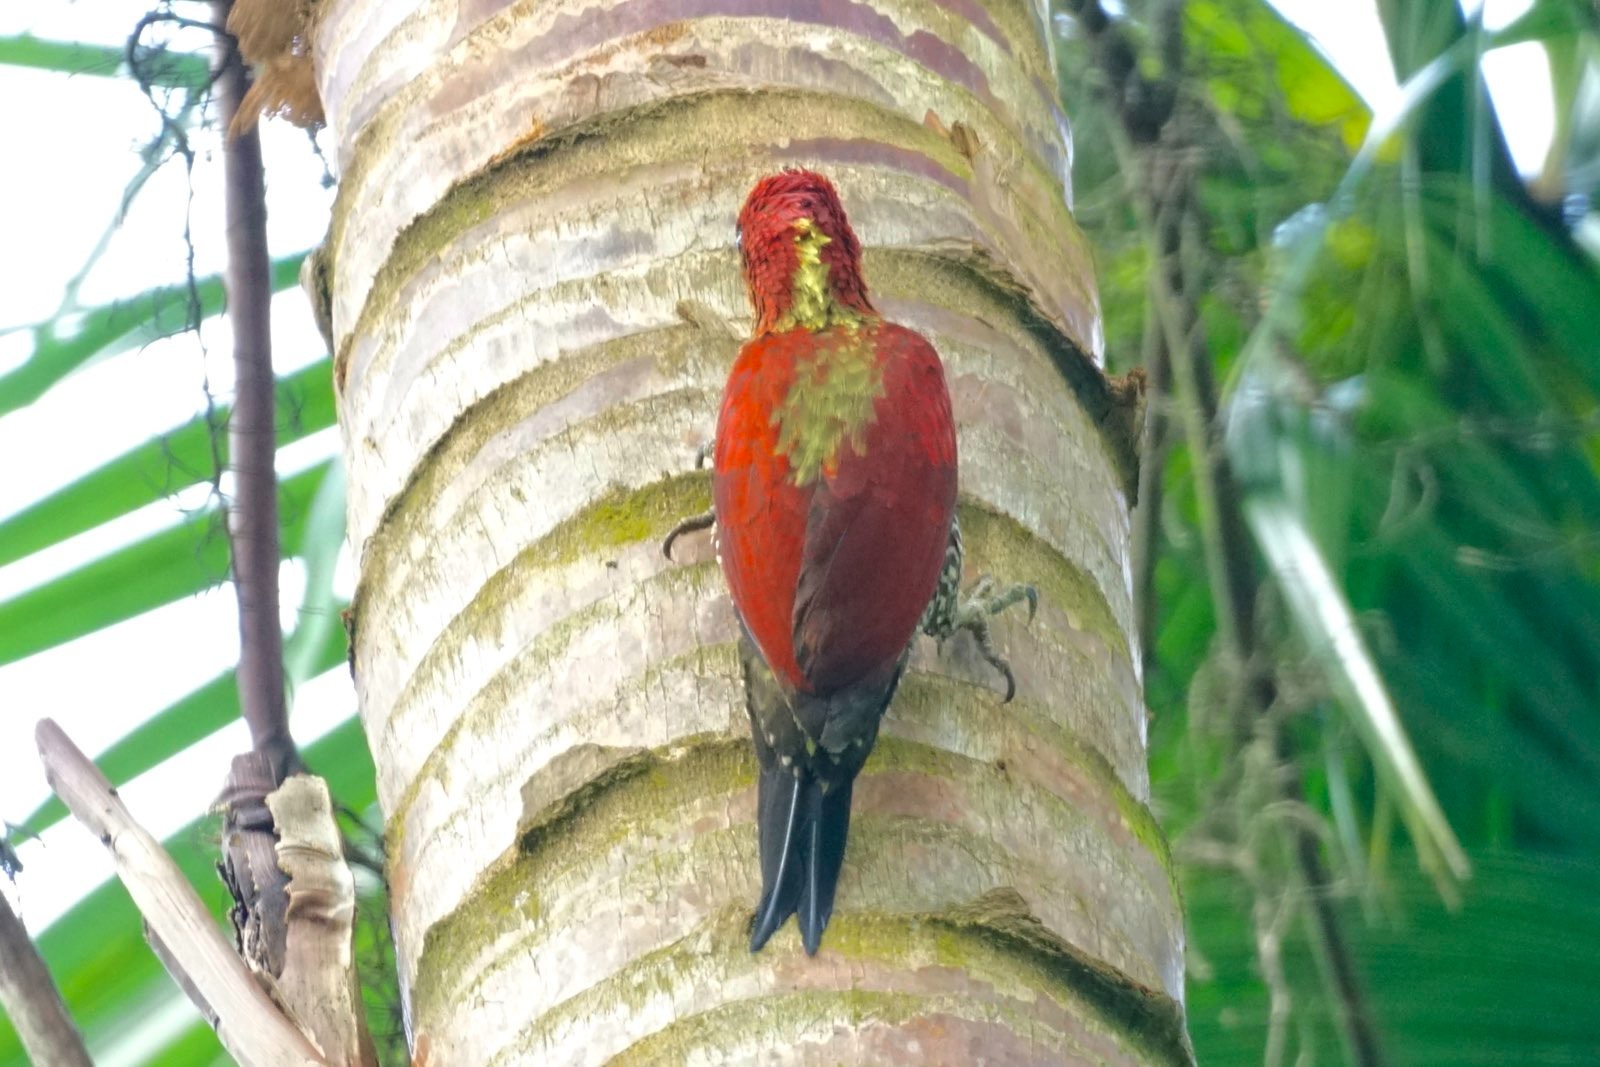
[{"left": 749, "top": 766, "right": 853, "bottom": 954}]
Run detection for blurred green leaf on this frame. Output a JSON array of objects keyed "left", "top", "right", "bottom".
[
  {"left": 0, "top": 35, "right": 209, "bottom": 88},
  {"left": 17, "top": 619, "right": 349, "bottom": 838},
  {"left": 0, "top": 360, "right": 335, "bottom": 568},
  {"left": 0, "top": 460, "right": 333, "bottom": 667},
  {"left": 0, "top": 255, "right": 304, "bottom": 418},
  {"left": 1187, "top": 851, "right": 1600, "bottom": 1064},
  {"left": 1229, "top": 362, "right": 1469, "bottom": 886},
  {"left": 1245, "top": 487, "right": 1470, "bottom": 885},
  {"left": 285, "top": 461, "right": 346, "bottom": 691},
  {"left": 1486, "top": 0, "right": 1598, "bottom": 49},
  {"left": 1188, "top": 0, "right": 1372, "bottom": 150}
]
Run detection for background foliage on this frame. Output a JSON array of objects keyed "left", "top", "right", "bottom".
[
  {"left": 2, "top": 0, "right": 1598, "bottom": 1063},
  {"left": 1062, "top": 0, "right": 1600, "bottom": 1061}
]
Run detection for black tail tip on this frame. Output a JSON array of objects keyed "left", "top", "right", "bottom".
[
  {"left": 748, "top": 766, "right": 851, "bottom": 956},
  {"left": 799, "top": 911, "right": 826, "bottom": 956},
  {"left": 747, "top": 909, "right": 828, "bottom": 955},
  {"left": 748, "top": 909, "right": 783, "bottom": 954}
]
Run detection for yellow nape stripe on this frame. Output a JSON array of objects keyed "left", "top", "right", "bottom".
[{"left": 775, "top": 217, "right": 864, "bottom": 333}]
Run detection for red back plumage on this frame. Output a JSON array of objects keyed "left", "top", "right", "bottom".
[{"left": 715, "top": 171, "right": 957, "bottom": 695}]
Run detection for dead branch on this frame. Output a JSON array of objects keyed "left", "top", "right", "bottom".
[
  {"left": 0, "top": 890, "right": 92, "bottom": 1067},
  {"left": 34, "top": 718, "right": 325, "bottom": 1067}
]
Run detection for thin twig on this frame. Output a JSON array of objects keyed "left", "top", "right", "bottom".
[
  {"left": 33, "top": 719, "right": 324, "bottom": 1066},
  {"left": 1280, "top": 729, "right": 1387, "bottom": 1067},
  {"left": 0, "top": 891, "right": 92, "bottom": 1067},
  {"left": 126, "top": 5, "right": 220, "bottom": 506},
  {"left": 1146, "top": 139, "right": 1385, "bottom": 1067}
]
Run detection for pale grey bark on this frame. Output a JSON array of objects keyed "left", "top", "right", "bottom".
[
  {"left": 0, "top": 889, "right": 92, "bottom": 1067},
  {"left": 314, "top": 0, "right": 1188, "bottom": 1061}
]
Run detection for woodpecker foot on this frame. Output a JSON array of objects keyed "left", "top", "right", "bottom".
[
  {"left": 941, "top": 576, "right": 1037, "bottom": 702},
  {"left": 662, "top": 438, "right": 717, "bottom": 561},
  {"left": 663, "top": 511, "right": 715, "bottom": 561}
]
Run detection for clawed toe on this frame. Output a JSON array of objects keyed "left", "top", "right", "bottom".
[
  {"left": 943, "top": 580, "right": 1037, "bottom": 702},
  {"left": 662, "top": 440, "right": 717, "bottom": 561},
  {"left": 662, "top": 511, "right": 715, "bottom": 561}
]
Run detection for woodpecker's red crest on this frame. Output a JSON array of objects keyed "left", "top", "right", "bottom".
[{"left": 737, "top": 170, "right": 874, "bottom": 335}]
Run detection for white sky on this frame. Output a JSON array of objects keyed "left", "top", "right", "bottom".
[
  {"left": 1278, "top": 0, "right": 1554, "bottom": 170},
  {"left": 0, "top": 0, "right": 1557, "bottom": 1055}
]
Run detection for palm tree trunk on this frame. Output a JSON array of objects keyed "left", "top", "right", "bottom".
[{"left": 313, "top": 0, "right": 1187, "bottom": 1061}]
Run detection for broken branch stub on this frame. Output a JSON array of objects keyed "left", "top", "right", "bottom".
[
  {"left": 33, "top": 718, "right": 326, "bottom": 1067},
  {"left": 267, "top": 775, "right": 379, "bottom": 1067},
  {"left": 221, "top": 751, "right": 293, "bottom": 977}
]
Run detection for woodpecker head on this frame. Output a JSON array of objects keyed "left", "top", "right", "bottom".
[{"left": 737, "top": 169, "right": 875, "bottom": 334}]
